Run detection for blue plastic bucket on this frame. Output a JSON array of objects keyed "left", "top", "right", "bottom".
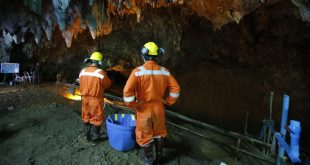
[{"left": 106, "top": 114, "right": 136, "bottom": 151}]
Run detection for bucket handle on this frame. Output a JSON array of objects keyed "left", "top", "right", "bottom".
[{"left": 107, "top": 117, "right": 113, "bottom": 124}]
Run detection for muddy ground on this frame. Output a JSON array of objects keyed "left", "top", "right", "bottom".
[{"left": 0, "top": 83, "right": 299, "bottom": 165}]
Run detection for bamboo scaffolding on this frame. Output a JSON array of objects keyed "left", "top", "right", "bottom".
[
  {"left": 56, "top": 83, "right": 275, "bottom": 163},
  {"left": 165, "top": 110, "right": 272, "bottom": 148},
  {"left": 105, "top": 98, "right": 275, "bottom": 163},
  {"left": 166, "top": 121, "right": 275, "bottom": 164}
]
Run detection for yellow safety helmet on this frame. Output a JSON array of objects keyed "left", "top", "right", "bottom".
[
  {"left": 90, "top": 52, "right": 103, "bottom": 62},
  {"left": 141, "top": 42, "right": 164, "bottom": 56},
  {"left": 142, "top": 42, "right": 158, "bottom": 56}
]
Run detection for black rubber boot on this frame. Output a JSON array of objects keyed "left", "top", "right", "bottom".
[
  {"left": 143, "top": 143, "right": 154, "bottom": 165},
  {"left": 83, "top": 123, "right": 91, "bottom": 141},
  {"left": 155, "top": 137, "right": 164, "bottom": 165},
  {"left": 90, "top": 125, "right": 101, "bottom": 141}
]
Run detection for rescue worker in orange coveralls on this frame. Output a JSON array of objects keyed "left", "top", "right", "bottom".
[
  {"left": 123, "top": 42, "right": 181, "bottom": 165},
  {"left": 79, "top": 52, "right": 111, "bottom": 141}
]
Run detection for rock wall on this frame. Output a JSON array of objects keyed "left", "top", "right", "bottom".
[{"left": 177, "top": 1, "right": 310, "bottom": 148}]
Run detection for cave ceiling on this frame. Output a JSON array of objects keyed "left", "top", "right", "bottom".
[{"left": 0, "top": 0, "right": 309, "bottom": 49}]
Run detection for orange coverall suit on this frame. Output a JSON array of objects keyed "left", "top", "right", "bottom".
[
  {"left": 79, "top": 66, "right": 111, "bottom": 126},
  {"left": 123, "top": 61, "right": 181, "bottom": 146}
]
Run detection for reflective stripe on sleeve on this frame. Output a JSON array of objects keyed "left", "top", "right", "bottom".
[
  {"left": 123, "top": 96, "right": 135, "bottom": 102},
  {"left": 169, "top": 92, "right": 179, "bottom": 98},
  {"left": 79, "top": 69, "right": 104, "bottom": 79}
]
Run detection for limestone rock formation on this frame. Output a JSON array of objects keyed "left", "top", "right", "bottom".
[{"left": 1, "top": 0, "right": 308, "bottom": 51}]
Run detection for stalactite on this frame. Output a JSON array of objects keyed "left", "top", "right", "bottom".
[
  {"left": 23, "top": 0, "right": 42, "bottom": 14},
  {"left": 71, "top": 2, "right": 88, "bottom": 30},
  {"left": 102, "top": 19, "right": 113, "bottom": 35},
  {"left": 125, "top": 0, "right": 131, "bottom": 8},
  {"left": 62, "top": 30, "right": 73, "bottom": 48},
  {"left": 291, "top": 0, "right": 310, "bottom": 22},
  {"left": 67, "top": 7, "right": 75, "bottom": 26},
  {"left": 12, "top": 32, "right": 23, "bottom": 44},
  {"left": 184, "top": 0, "right": 261, "bottom": 29},
  {"left": 2, "top": 30, "right": 13, "bottom": 48},
  {"left": 91, "top": 0, "right": 110, "bottom": 38},
  {"left": 1, "top": 0, "right": 271, "bottom": 49},
  {"left": 65, "top": 14, "right": 84, "bottom": 40},
  {"left": 89, "top": 0, "right": 95, "bottom": 6},
  {"left": 42, "top": 13, "right": 53, "bottom": 41},
  {"left": 34, "top": 24, "right": 42, "bottom": 44},
  {"left": 136, "top": 7, "right": 141, "bottom": 22},
  {"left": 117, "top": 0, "right": 124, "bottom": 14},
  {"left": 52, "top": 0, "right": 71, "bottom": 31},
  {"left": 1, "top": 0, "right": 184, "bottom": 49},
  {"left": 0, "top": 38, "right": 10, "bottom": 63},
  {"left": 87, "top": 14, "right": 97, "bottom": 39},
  {"left": 20, "top": 26, "right": 29, "bottom": 43},
  {"left": 109, "top": 0, "right": 141, "bottom": 23}
]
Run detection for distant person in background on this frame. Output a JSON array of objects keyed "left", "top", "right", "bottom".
[
  {"left": 56, "top": 73, "right": 62, "bottom": 83},
  {"left": 33, "top": 62, "right": 40, "bottom": 83},
  {"left": 123, "top": 42, "right": 181, "bottom": 165},
  {"left": 79, "top": 52, "right": 111, "bottom": 142}
]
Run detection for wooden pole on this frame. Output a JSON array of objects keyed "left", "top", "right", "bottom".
[
  {"left": 269, "top": 92, "right": 274, "bottom": 120},
  {"left": 167, "top": 121, "right": 275, "bottom": 164},
  {"left": 165, "top": 110, "right": 272, "bottom": 147},
  {"left": 235, "top": 138, "right": 241, "bottom": 161},
  {"left": 244, "top": 112, "right": 249, "bottom": 135},
  {"left": 267, "top": 92, "right": 274, "bottom": 155}
]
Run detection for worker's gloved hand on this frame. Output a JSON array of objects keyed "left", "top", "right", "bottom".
[
  {"left": 137, "top": 100, "right": 144, "bottom": 110},
  {"left": 126, "top": 100, "right": 144, "bottom": 110},
  {"left": 126, "top": 101, "right": 138, "bottom": 110}
]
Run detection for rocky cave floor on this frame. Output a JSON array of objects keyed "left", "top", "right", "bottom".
[{"left": 0, "top": 83, "right": 303, "bottom": 165}]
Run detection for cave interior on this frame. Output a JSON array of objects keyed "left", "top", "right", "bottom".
[{"left": 1, "top": 0, "right": 310, "bottom": 164}]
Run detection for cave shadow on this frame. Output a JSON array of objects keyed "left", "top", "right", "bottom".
[
  {"left": 299, "top": 148, "right": 310, "bottom": 165},
  {"left": 0, "top": 118, "right": 43, "bottom": 142},
  {"left": 106, "top": 70, "right": 127, "bottom": 87},
  {"left": 0, "top": 109, "right": 10, "bottom": 121},
  {"left": 72, "top": 106, "right": 81, "bottom": 116},
  {"left": 0, "top": 126, "right": 19, "bottom": 142},
  {"left": 131, "top": 140, "right": 183, "bottom": 164},
  {"left": 163, "top": 135, "right": 194, "bottom": 163}
]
